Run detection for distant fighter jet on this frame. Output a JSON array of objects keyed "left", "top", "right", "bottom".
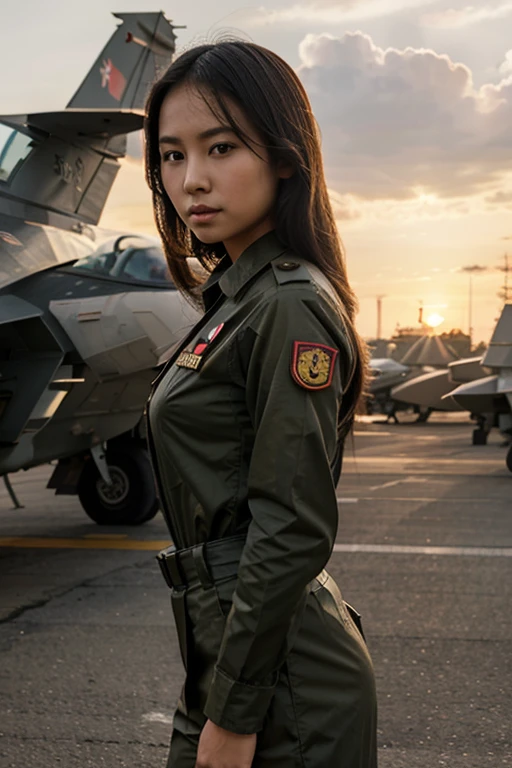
[
  {"left": 368, "top": 358, "right": 411, "bottom": 423},
  {"left": 368, "top": 336, "right": 461, "bottom": 423},
  {"left": 448, "top": 303, "right": 512, "bottom": 472},
  {"left": 389, "top": 355, "right": 487, "bottom": 424},
  {"left": 0, "top": 13, "right": 201, "bottom": 524}
]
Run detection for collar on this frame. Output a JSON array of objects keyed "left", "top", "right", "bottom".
[{"left": 218, "top": 230, "right": 288, "bottom": 298}]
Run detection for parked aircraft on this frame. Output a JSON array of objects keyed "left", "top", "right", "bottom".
[
  {"left": 390, "top": 355, "right": 487, "bottom": 426},
  {"left": 368, "top": 358, "right": 411, "bottom": 422},
  {"left": 368, "top": 336, "right": 460, "bottom": 423},
  {"left": 0, "top": 13, "right": 202, "bottom": 524},
  {"left": 448, "top": 303, "right": 512, "bottom": 472}
]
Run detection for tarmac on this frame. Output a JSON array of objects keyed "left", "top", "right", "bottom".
[{"left": 0, "top": 413, "right": 510, "bottom": 767}]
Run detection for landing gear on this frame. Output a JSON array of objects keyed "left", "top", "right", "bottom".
[
  {"left": 506, "top": 445, "right": 512, "bottom": 474},
  {"left": 471, "top": 414, "right": 491, "bottom": 446},
  {"left": 415, "top": 407, "right": 433, "bottom": 424},
  {"left": 77, "top": 442, "right": 159, "bottom": 525},
  {"left": 472, "top": 428, "right": 488, "bottom": 446}
]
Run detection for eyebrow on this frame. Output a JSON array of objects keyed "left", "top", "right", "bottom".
[{"left": 159, "top": 126, "right": 236, "bottom": 145}]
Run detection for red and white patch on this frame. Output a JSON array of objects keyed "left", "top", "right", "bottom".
[
  {"left": 99, "top": 58, "right": 127, "bottom": 101},
  {"left": 192, "top": 323, "right": 225, "bottom": 356}
]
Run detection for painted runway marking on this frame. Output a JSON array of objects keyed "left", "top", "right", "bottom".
[
  {"left": 337, "top": 497, "right": 359, "bottom": 503},
  {"left": 142, "top": 712, "right": 174, "bottom": 725},
  {"left": 369, "top": 479, "right": 402, "bottom": 491},
  {"left": 0, "top": 537, "right": 170, "bottom": 551},
  {"left": 369, "top": 476, "right": 428, "bottom": 491},
  {"left": 2, "top": 536, "right": 510, "bottom": 556},
  {"left": 353, "top": 431, "right": 392, "bottom": 437},
  {"left": 341, "top": 496, "right": 509, "bottom": 503},
  {"left": 344, "top": 456, "right": 501, "bottom": 464},
  {"left": 332, "top": 543, "right": 512, "bottom": 557}
]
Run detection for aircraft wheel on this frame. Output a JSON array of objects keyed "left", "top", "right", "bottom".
[
  {"left": 472, "top": 428, "right": 488, "bottom": 446},
  {"left": 506, "top": 445, "right": 512, "bottom": 474},
  {"left": 78, "top": 444, "right": 159, "bottom": 525},
  {"left": 416, "top": 407, "right": 432, "bottom": 424}
]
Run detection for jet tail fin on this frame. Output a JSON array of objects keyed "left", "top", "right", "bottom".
[{"left": 67, "top": 12, "right": 180, "bottom": 110}]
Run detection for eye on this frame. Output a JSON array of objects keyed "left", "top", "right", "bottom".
[
  {"left": 210, "top": 143, "right": 234, "bottom": 156},
  {"left": 162, "top": 150, "right": 184, "bottom": 163}
]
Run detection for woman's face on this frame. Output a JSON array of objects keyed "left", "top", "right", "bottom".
[{"left": 158, "top": 84, "right": 286, "bottom": 262}]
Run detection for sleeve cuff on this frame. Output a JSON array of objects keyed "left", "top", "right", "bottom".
[{"left": 203, "top": 665, "right": 277, "bottom": 734}]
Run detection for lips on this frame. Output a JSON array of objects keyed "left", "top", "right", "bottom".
[
  {"left": 188, "top": 205, "right": 221, "bottom": 224},
  {"left": 188, "top": 204, "right": 220, "bottom": 215}
]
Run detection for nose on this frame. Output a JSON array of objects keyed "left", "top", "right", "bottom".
[{"left": 183, "top": 157, "right": 211, "bottom": 195}]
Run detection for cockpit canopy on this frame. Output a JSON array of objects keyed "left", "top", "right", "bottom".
[
  {"left": 0, "top": 123, "right": 35, "bottom": 184},
  {"left": 70, "top": 235, "right": 174, "bottom": 287}
]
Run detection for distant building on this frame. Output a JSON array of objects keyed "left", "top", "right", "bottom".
[
  {"left": 368, "top": 326, "right": 473, "bottom": 362},
  {"left": 438, "top": 329, "right": 472, "bottom": 359}
]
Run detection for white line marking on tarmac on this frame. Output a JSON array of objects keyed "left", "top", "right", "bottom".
[
  {"left": 345, "top": 456, "right": 501, "bottom": 464},
  {"left": 353, "top": 431, "right": 392, "bottom": 437},
  {"left": 369, "top": 476, "right": 428, "bottom": 491},
  {"left": 337, "top": 497, "right": 359, "bottom": 503},
  {"left": 341, "top": 497, "right": 507, "bottom": 503},
  {"left": 369, "top": 479, "right": 402, "bottom": 491},
  {"left": 332, "top": 544, "right": 512, "bottom": 557},
  {"left": 142, "top": 712, "right": 174, "bottom": 725}
]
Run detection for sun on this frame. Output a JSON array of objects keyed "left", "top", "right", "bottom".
[{"left": 425, "top": 312, "right": 445, "bottom": 328}]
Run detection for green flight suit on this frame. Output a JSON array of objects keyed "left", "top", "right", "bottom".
[{"left": 148, "top": 231, "right": 378, "bottom": 767}]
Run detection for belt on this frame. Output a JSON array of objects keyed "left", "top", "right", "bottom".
[{"left": 157, "top": 534, "right": 247, "bottom": 591}]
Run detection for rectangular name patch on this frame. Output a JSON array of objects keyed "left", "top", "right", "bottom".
[{"left": 175, "top": 351, "right": 202, "bottom": 370}]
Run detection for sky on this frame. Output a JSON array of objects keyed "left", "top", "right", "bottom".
[{"left": 1, "top": 0, "right": 511, "bottom": 342}]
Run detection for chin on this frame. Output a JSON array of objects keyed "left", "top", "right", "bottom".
[{"left": 193, "top": 231, "right": 223, "bottom": 245}]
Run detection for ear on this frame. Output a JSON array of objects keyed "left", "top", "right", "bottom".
[{"left": 277, "top": 160, "right": 294, "bottom": 179}]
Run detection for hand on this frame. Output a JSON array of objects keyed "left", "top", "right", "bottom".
[{"left": 195, "top": 718, "right": 257, "bottom": 768}]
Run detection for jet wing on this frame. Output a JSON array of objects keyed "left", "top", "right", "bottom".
[
  {"left": 49, "top": 291, "right": 201, "bottom": 380},
  {"left": 448, "top": 356, "right": 485, "bottom": 384},
  {"left": 448, "top": 375, "right": 512, "bottom": 413},
  {"left": 2, "top": 109, "right": 144, "bottom": 143},
  {"left": 391, "top": 368, "right": 465, "bottom": 411}
]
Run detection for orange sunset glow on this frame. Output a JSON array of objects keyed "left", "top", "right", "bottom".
[{"left": 5, "top": 2, "right": 507, "bottom": 347}]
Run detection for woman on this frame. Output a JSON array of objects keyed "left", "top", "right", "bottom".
[{"left": 144, "top": 41, "right": 378, "bottom": 768}]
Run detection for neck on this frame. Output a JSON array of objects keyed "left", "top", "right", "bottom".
[{"left": 224, "top": 221, "right": 275, "bottom": 263}]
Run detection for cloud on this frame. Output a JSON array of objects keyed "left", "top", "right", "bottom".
[
  {"left": 297, "top": 32, "right": 512, "bottom": 202},
  {"left": 244, "top": 0, "right": 439, "bottom": 25},
  {"left": 485, "top": 190, "right": 512, "bottom": 205},
  {"left": 499, "top": 50, "right": 512, "bottom": 76},
  {"left": 459, "top": 264, "right": 490, "bottom": 273},
  {"left": 422, "top": 2, "right": 512, "bottom": 28},
  {"left": 329, "top": 190, "right": 363, "bottom": 221}
]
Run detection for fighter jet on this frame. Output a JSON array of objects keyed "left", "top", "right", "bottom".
[
  {"left": 448, "top": 303, "right": 512, "bottom": 472},
  {"left": 0, "top": 13, "right": 202, "bottom": 525},
  {"left": 368, "top": 336, "right": 461, "bottom": 423},
  {"left": 368, "top": 358, "right": 411, "bottom": 422},
  {"left": 389, "top": 354, "right": 487, "bottom": 424}
]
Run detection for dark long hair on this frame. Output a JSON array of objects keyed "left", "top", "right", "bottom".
[{"left": 144, "top": 41, "right": 368, "bottom": 430}]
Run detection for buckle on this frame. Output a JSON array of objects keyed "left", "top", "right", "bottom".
[{"left": 157, "top": 546, "right": 186, "bottom": 590}]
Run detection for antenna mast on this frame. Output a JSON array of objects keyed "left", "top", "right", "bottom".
[
  {"left": 498, "top": 253, "right": 510, "bottom": 304},
  {"left": 376, "top": 295, "right": 385, "bottom": 339}
]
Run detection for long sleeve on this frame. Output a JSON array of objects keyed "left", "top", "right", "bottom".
[{"left": 203, "top": 286, "right": 352, "bottom": 733}]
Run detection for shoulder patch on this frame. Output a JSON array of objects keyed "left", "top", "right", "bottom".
[{"left": 291, "top": 342, "right": 338, "bottom": 390}]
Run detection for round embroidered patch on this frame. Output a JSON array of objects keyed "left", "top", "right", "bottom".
[{"left": 291, "top": 342, "right": 338, "bottom": 390}]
